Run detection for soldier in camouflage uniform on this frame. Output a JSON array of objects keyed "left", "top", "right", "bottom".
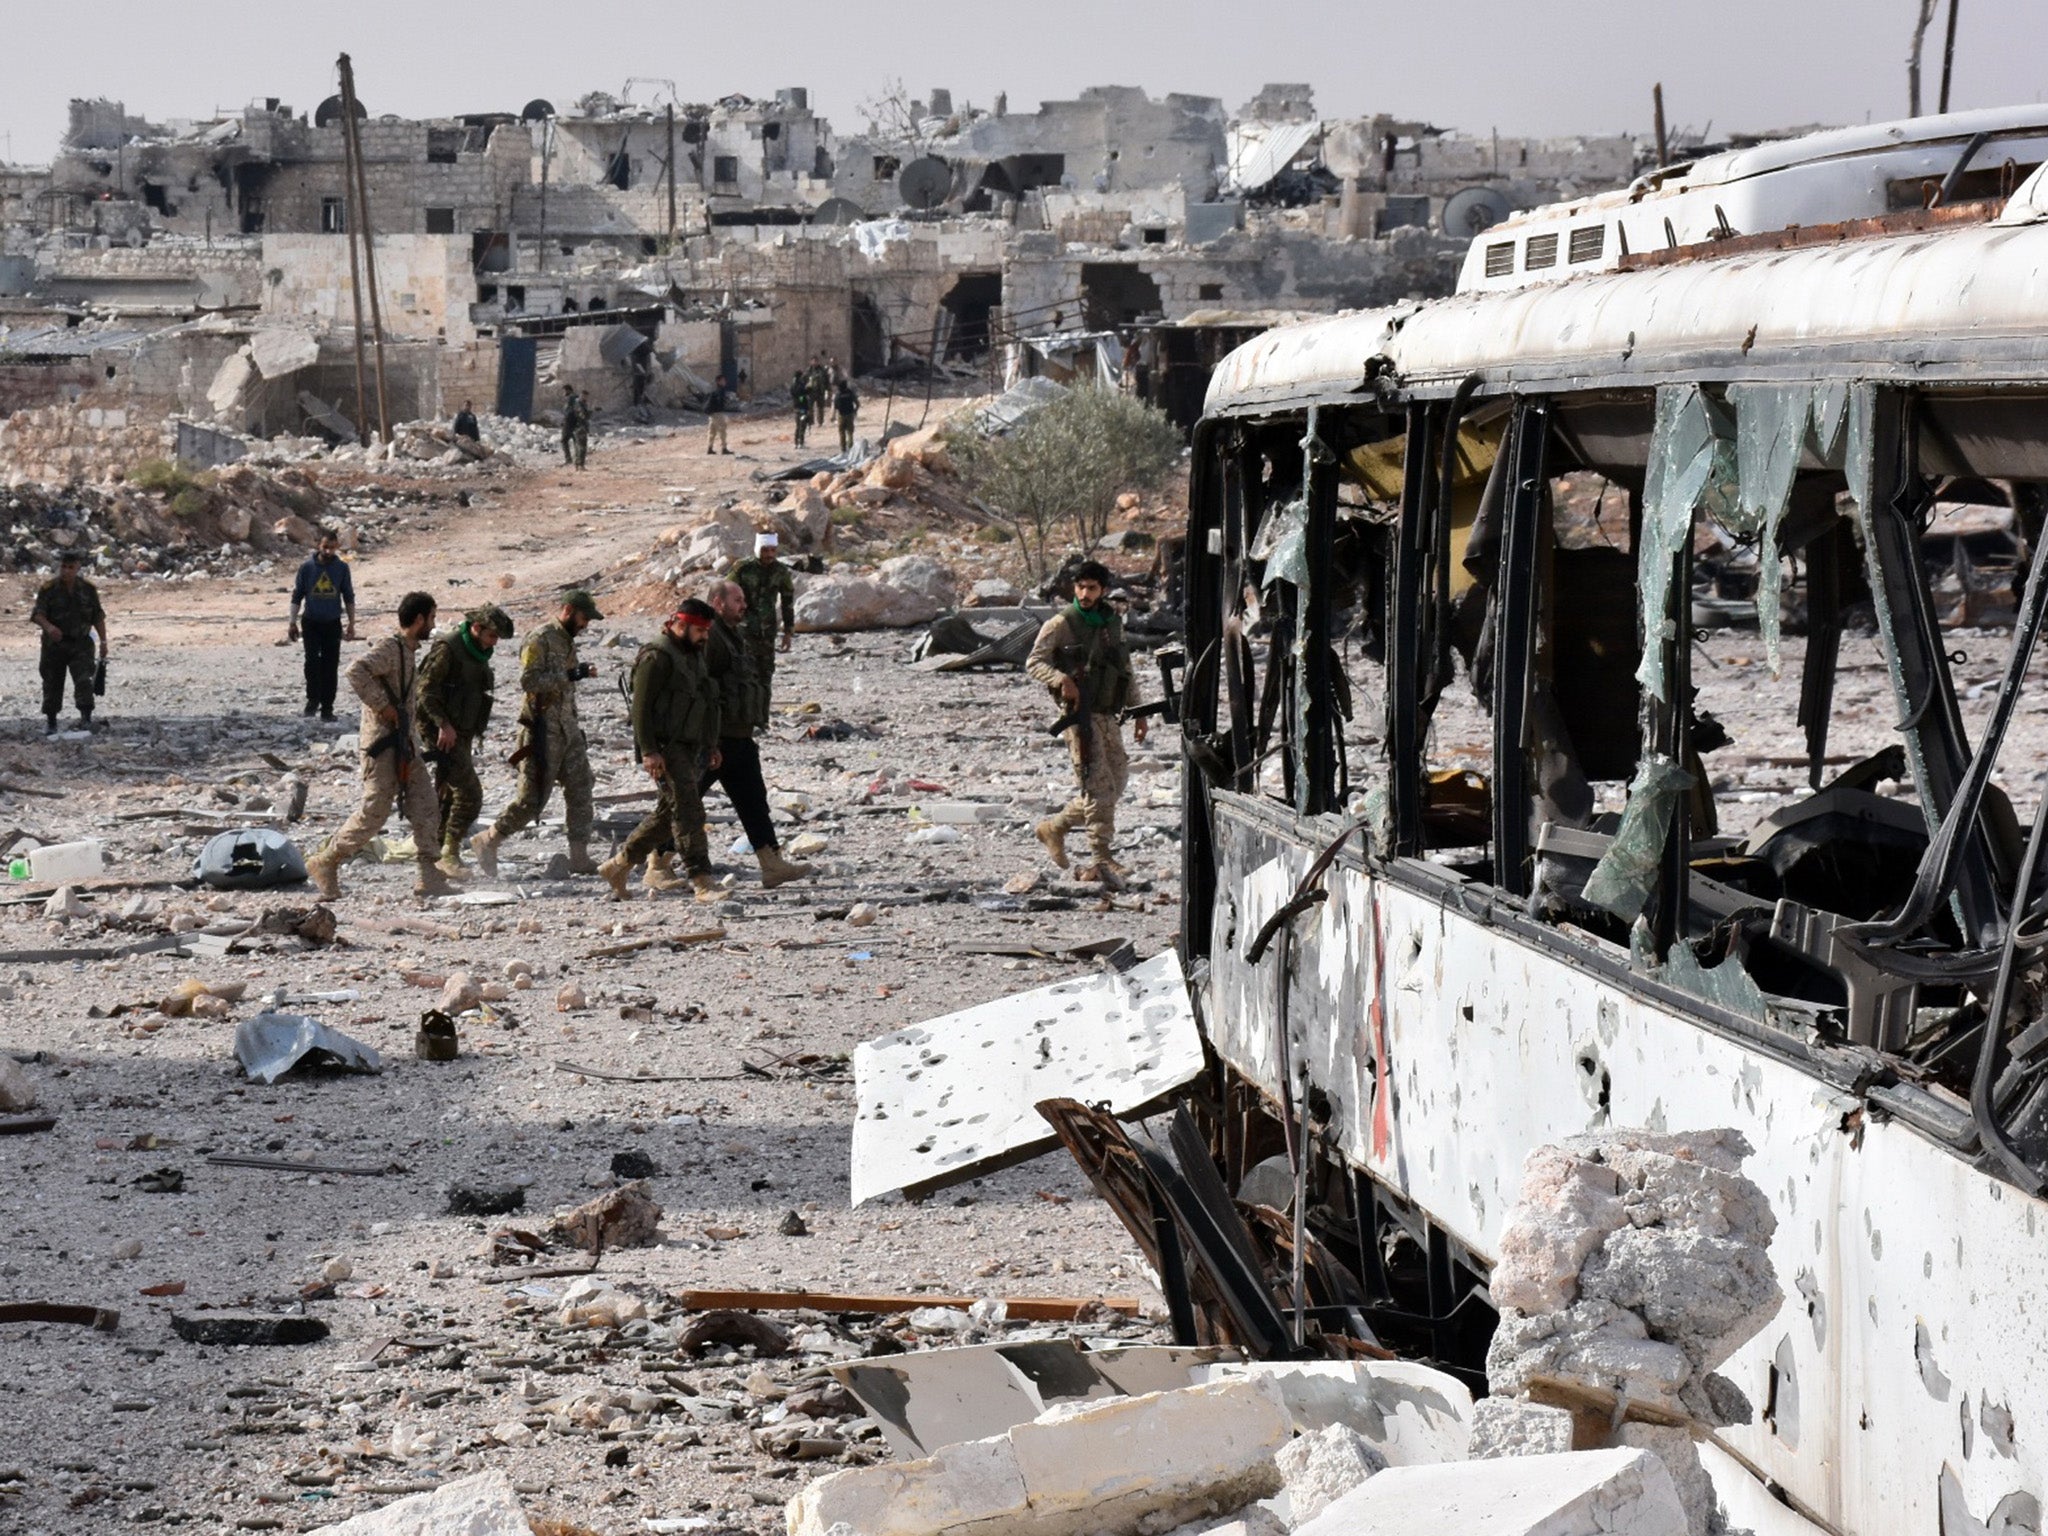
[
  {"left": 417, "top": 604, "right": 514, "bottom": 877},
  {"left": 789, "top": 370, "right": 810, "bottom": 447},
  {"left": 471, "top": 590, "right": 602, "bottom": 878},
  {"left": 31, "top": 550, "right": 107, "bottom": 735},
  {"left": 1026, "top": 560, "right": 1147, "bottom": 884},
  {"left": 727, "top": 532, "right": 795, "bottom": 693},
  {"left": 602, "top": 600, "right": 723, "bottom": 902},
  {"left": 305, "top": 591, "right": 456, "bottom": 901}
]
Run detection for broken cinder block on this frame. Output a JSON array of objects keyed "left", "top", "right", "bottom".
[
  {"left": 306, "top": 1469, "right": 532, "bottom": 1534},
  {"left": 787, "top": 1378, "right": 1291, "bottom": 1536},
  {"left": 1294, "top": 1446, "right": 1687, "bottom": 1536}
]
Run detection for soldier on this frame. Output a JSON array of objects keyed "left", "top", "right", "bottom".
[
  {"left": 705, "top": 374, "right": 733, "bottom": 456},
  {"left": 602, "top": 600, "right": 723, "bottom": 902},
  {"left": 287, "top": 528, "right": 356, "bottom": 721},
  {"left": 418, "top": 604, "right": 514, "bottom": 877},
  {"left": 789, "top": 369, "right": 810, "bottom": 447},
  {"left": 561, "top": 387, "right": 589, "bottom": 470},
  {"left": 305, "top": 592, "right": 455, "bottom": 900},
  {"left": 806, "top": 355, "right": 830, "bottom": 429},
  {"left": 1026, "top": 560, "right": 1147, "bottom": 884},
  {"left": 31, "top": 550, "right": 107, "bottom": 736},
  {"left": 451, "top": 401, "right": 481, "bottom": 442},
  {"left": 727, "top": 532, "right": 795, "bottom": 691},
  {"left": 704, "top": 579, "right": 811, "bottom": 888},
  {"left": 471, "top": 590, "right": 602, "bottom": 878},
  {"left": 833, "top": 376, "right": 859, "bottom": 454}
]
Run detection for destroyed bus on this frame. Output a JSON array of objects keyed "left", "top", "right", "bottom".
[{"left": 1158, "top": 148, "right": 2048, "bottom": 1529}]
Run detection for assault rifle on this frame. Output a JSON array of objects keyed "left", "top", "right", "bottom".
[{"left": 1045, "top": 646, "right": 1184, "bottom": 741}]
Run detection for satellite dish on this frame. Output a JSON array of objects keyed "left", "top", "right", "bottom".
[
  {"left": 314, "top": 95, "right": 367, "bottom": 128},
  {"left": 897, "top": 156, "right": 952, "bottom": 211},
  {"left": 520, "top": 99, "right": 556, "bottom": 122},
  {"left": 812, "top": 197, "right": 869, "bottom": 227},
  {"left": 1443, "top": 186, "right": 1513, "bottom": 238}
]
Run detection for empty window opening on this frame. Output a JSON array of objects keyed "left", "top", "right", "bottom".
[
  {"left": 1142, "top": 227, "right": 1168, "bottom": 245},
  {"left": 1199, "top": 283, "right": 1224, "bottom": 301},
  {"left": 320, "top": 196, "right": 346, "bottom": 233},
  {"left": 872, "top": 154, "right": 901, "bottom": 182},
  {"left": 424, "top": 206, "right": 456, "bottom": 234},
  {"left": 713, "top": 155, "right": 741, "bottom": 190},
  {"left": 426, "top": 128, "right": 462, "bottom": 164}
]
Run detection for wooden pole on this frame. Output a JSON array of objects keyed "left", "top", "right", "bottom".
[
  {"left": 1652, "top": 83, "right": 1669, "bottom": 169},
  {"left": 665, "top": 104, "right": 677, "bottom": 250},
  {"left": 1908, "top": 0, "right": 1938, "bottom": 116},
  {"left": 336, "top": 55, "right": 391, "bottom": 444},
  {"left": 538, "top": 118, "right": 552, "bottom": 274},
  {"left": 1939, "top": 0, "right": 1961, "bottom": 114},
  {"left": 337, "top": 84, "right": 371, "bottom": 447}
]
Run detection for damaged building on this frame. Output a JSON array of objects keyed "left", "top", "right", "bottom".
[{"left": 1, "top": 79, "right": 1643, "bottom": 476}]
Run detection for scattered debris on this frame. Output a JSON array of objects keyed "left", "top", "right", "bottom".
[
  {"left": 0, "top": 1302, "right": 119, "bottom": 1331},
  {"left": 415, "top": 1009, "right": 460, "bottom": 1061},
  {"left": 304, "top": 1468, "right": 532, "bottom": 1535},
  {"left": 169, "top": 1313, "right": 330, "bottom": 1347},
  {"left": 233, "top": 1012, "right": 385, "bottom": 1084},
  {"left": 610, "top": 1149, "right": 659, "bottom": 1180},
  {"left": 673, "top": 1287, "right": 1141, "bottom": 1322},
  {"left": 672, "top": 1310, "right": 794, "bottom": 1357},
  {"left": 192, "top": 827, "right": 307, "bottom": 889},
  {"left": 546, "top": 1179, "right": 663, "bottom": 1253},
  {"left": 0, "top": 1055, "right": 37, "bottom": 1112},
  {"left": 447, "top": 1184, "right": 526, "bottom": 1217}
]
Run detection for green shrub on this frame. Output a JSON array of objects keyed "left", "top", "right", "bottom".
[{"left": 944, "top": 386, "right": 1180, "bottom": 576}]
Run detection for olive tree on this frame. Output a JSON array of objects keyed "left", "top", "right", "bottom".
[{"left": 946, "top": 385, "right": 1182, "bottom": 577}]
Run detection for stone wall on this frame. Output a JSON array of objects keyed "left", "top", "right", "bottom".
[
  {"left": 263, "top": 234, "right": 479, "bottom": 346},
  {"left": 0, "top": 397, "right": 167, "bottom": 486}
]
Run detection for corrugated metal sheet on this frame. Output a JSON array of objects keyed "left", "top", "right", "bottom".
[
  {"left": 0, "top": 325, "right": 151, "bottom": 359},
  {"left": 1208, "top": 216, "right": 2048, "bottom": 412},
  {"left": 1226, "top": 120, "right": 1319, "bottom": 193}
]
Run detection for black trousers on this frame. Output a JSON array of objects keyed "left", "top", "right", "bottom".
[
  {"left": 698, "top": 736, "right": 778, "bottom": 852},
  {"left": 40, "top": 638, "right": 94, "bottom": 719},
  {"left": 301, "top": 616, "right": 343, "bottom": 710}
]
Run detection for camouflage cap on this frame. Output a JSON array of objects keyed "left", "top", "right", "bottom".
[
  {"left": 468, "top": 604, "right": 515, "bottom": 639},
  {"left": 560, "top": 589, "right": 604, "bottom": 621}
]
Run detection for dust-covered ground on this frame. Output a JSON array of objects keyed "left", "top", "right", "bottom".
[{"left": 0, "top": 405, "right": 1182, "bottom": 1534}]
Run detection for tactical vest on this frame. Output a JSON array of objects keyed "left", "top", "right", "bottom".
[
  {"left": 711, "top": 623, "right": 770, "bottom": 735},
  {"left": 632, "top": 636, "right": 716, "bottom": 749},
  {"left": 1052, "top": 605, "right": 1133, "bottom": 716}
]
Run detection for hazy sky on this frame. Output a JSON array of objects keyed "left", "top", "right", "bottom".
[{"left": 4, "top": 0, "right": 2041, "bottom": 164}]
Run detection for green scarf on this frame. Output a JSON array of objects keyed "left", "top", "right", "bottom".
[
  {"left": 458, "top": 623, "right": 490, "bottom": 663},
  {"left": 1069, "top": 600, "right": 1109, "bottom": 628}
]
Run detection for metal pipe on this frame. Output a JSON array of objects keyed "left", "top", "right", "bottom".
[{"left": 1939, "top": 0, "right": 1962, "bottom": 115}]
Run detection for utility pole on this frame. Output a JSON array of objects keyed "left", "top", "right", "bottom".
[
  {"left": 337, "top": 53, "right": 391, "bottom": 445},
  {"left": 337, "top": 74, "right": 371, "bottom": 446},
  {"left": 1652, "top": 83, "right": 1669, "bottom": 169},
  {"left": 665, "top": 103, "right": 678, "bottom": 251},
  {"left": 1939, "top": 0, "right": 1962, "bottom": 114},
  {"left": 538, "top": 117, "right": 553, "bottom": 274},
  {"left": 1909, "top": 0, "right": 1939, "bottom": 116}
]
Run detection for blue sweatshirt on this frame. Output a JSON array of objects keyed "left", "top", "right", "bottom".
[{"left": 291, "top": 553, "right": 354, "bottom": 623}]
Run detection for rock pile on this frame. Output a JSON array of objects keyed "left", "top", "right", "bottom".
[
  {"left": 796, "top": 555, "right": 960, "bottom": 631},
  {"left": 1480, "top": 1129, "right": 1782, "bottom": 1535},
  {"left": 0, "top": 463, "right": 333, "bottom": 576}
]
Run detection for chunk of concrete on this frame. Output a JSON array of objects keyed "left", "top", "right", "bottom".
[
  {"left": 1295, "top": 1447, "right": 1687, "bottom": 1536},
  {"left": 1198, "top": 1359, "right": 1472, "bottom": 1465},
  {"left": 788, "top": 1379, "right": 1290, "bottom": 1536},
  {"left": 1276, "top": 1423, "right": 1386, "bottom": 1525},
  {"left": 1469, "top": 1398, "right": 1577, "bottom": 1459},
  {"left": 306, "top": 1469, "right": 533, "bottom": 1534},
  {"left": 1490, "top": 1146, "right": 1628, "bottom": 1314},
  {"left": 0, "top": 1054, "right": 36, "bottom": 1113}
]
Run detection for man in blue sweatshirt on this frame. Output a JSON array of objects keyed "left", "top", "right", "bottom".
[{"left": 288, "top": 529, "right": 357, "bottom": 721}]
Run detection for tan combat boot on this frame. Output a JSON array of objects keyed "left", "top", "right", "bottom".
[
  {"left": 644, "top": 859, "right": 686, "bottom": 894},
  {"left": 597, "top": 852, "right": 633, "bottom": 901},
  {"left": 757, "top": 846, "right": 812, "bottom": 888},
  {"left": 435, "top": 838, "right": 470, "bottom": 880},
  {"left": 415, "top": 859, "right": 458, "bottom": 898},
  {"left": 566, "top": 840, "right": 600, "bottom": 876},
  {"left": 691, "top": 871, "right": 722, "bottom": 904},
  {"left": 306, "top": 846, "right": 342, "bottom": 900},
  {"left": 1035, "top": 818, "right": 1071, "bottom": 870},
  {"left": 469, "top": 826, "right": 501, "bottom": 878}
]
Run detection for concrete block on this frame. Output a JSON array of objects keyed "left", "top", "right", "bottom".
[
  {"left": 306, "top": 1470, "right": 532, "bottom": 1535},
  {"left": 1275, "top": 1423, "right": 1386, "bottom": 1525},
  {"left": 789, "top": 1434, "right": 1027, "bottom": 1536},
  {"left": 1469, "top": 1398, "right": 1576, "bottom": 1459},
  {"left": 1198, "top": 1359, "right": 1472, "bottom": 1465},
  {"left": 1294, "top": 1447, "right": 1687, "bottom": 1536},
  {"left": 788, "top": 1379, "right": 1288, "bottom": 1536}
]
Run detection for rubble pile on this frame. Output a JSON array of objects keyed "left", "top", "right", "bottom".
[
  {"left": 0, "top": 462, "right": 335, "bottom": 575},
  {"left": 1480, "top": 1130, "right": 1783, "bottom": 1535}
]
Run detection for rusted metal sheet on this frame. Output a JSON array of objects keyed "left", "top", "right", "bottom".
[{"left": 1199, "top": 791, "right": 2048, "bottom": 1534}]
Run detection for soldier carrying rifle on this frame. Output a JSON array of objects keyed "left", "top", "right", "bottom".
[{"left": 1027, "top": 560, "right": 1147, "bottom": 885}]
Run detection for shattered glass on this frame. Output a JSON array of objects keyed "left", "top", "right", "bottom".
[
  {"left": 1253, "top": 495, "right": 1311, "bottom": 592},
  {"left": 1658, "top": 942, "right": 1769, "bottom": 1021},
  {"left": 1636, "top": 386, "right": 1736, "bottom": 703},
  {"left": 1727, "top": 382, "right": 1813, "bottom": 677},
  {"left": 1583, "top": 755, "right": 1694, "bottom": 922}
]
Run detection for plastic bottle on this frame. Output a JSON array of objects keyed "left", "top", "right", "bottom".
[{"left": 27, "top": 840, "right": 103, "bottom": 883}]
